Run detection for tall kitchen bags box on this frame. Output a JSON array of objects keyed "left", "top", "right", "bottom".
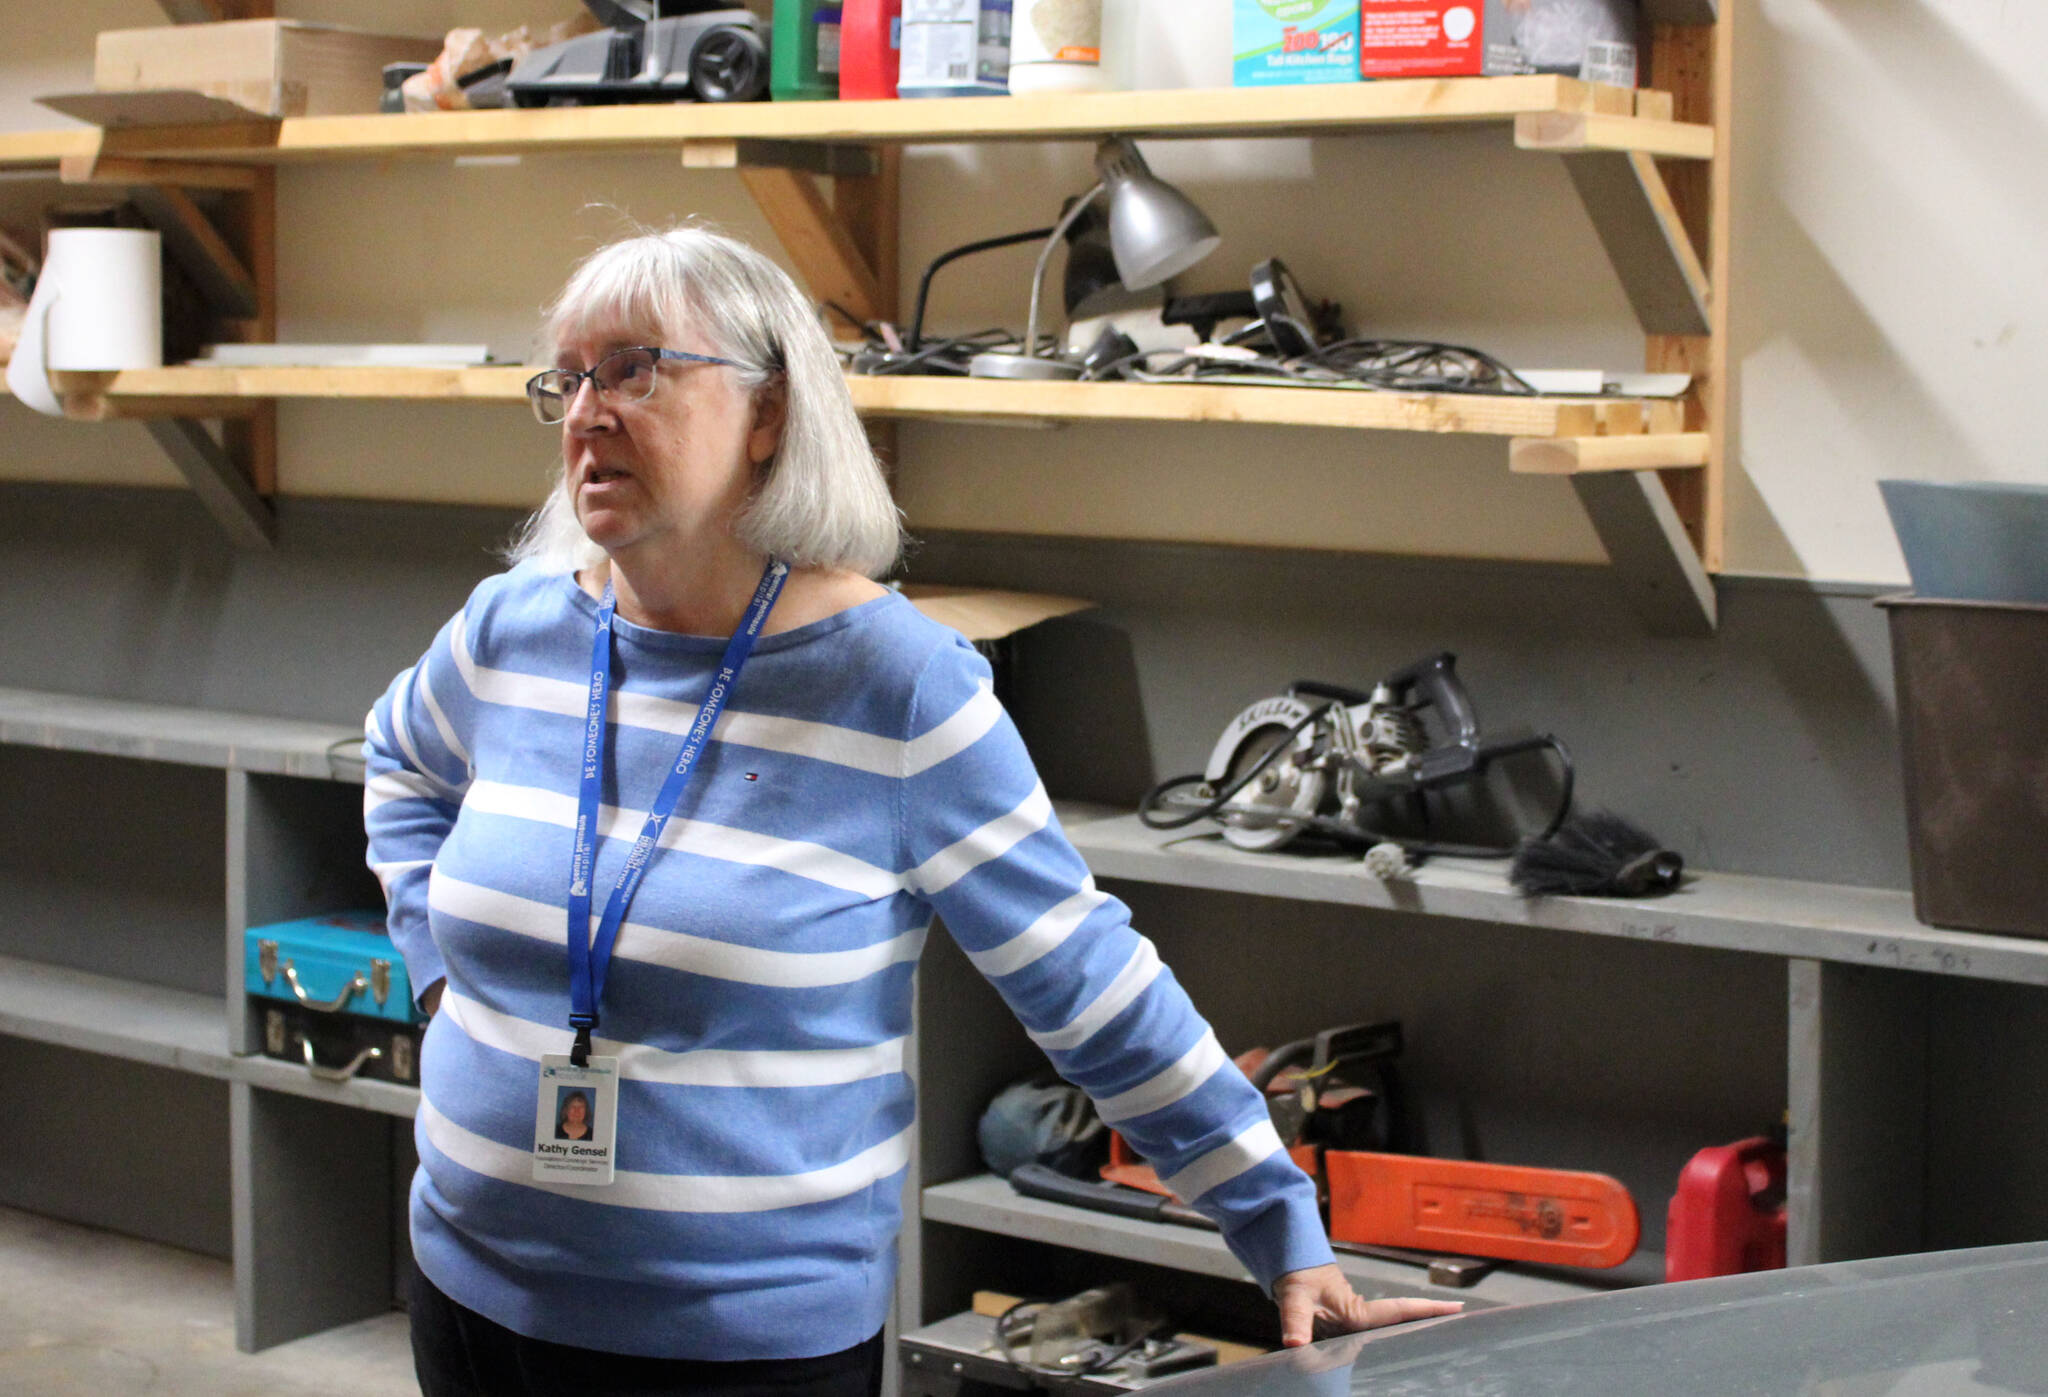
[{"left": 1235, "top": 1, "right": 1363, "bottom": 86}]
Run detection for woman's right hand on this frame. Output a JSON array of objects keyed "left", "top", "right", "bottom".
[{"left": 421, "top": 979, "right": 445, "bottom": 1016}]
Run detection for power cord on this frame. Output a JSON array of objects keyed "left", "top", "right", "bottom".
[
  {"left": 1139, "top": 720, "right": 1577, "bottom": 861},
  {"left": 1080, "top": 338, "right": 1537, "bottom": 395},
  {"left": 326, "top": 736, "right": 368, "bottom": 781},
  {"left": 993, "top": 1297, "right": 1174, "bottom": 1380}
]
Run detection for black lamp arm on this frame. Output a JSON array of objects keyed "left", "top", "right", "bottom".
[{"left": 906, "top": 227, "right": 1055, "bottom": 352}]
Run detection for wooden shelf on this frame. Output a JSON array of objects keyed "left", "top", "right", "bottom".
[
  {"left": 43, "top": 364, "right": 532, "bottom": 417},
  {"left": 3, "top": 67, "right": 1724, "bottom": 634},
  {"left": 0, "top": 126, "right": 96, "bottom": 169},
  {"left": 0, "top": 78, "right": 1708, "bottom": 171},
  {"left": 37, "top": 364, "right": 1689, "bottom": 443},
  {"left": 857, "top": 376, "right": 1685, "bottom": 439},
  {"left": 1055, "top": 807, "right": 2048, "bottom": 989},
  {"left": 0, "top": 686, "right": 363, "bottom": 784},
  {"left": 923, "top": 1172, "right": 1656, "bottom": 1308}
]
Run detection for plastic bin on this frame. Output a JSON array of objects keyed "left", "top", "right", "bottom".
[{"left": 1880, "top": 594, "right": 2048, "bottom": 940}]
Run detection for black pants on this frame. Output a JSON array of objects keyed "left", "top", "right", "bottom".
[{"left": 408, "top": 1260, "right": 887, "bottom": 1397}]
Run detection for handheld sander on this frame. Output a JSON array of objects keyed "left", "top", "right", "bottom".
[{"left": 1140, "top": 652, "right": 1575, "bottom": 860}]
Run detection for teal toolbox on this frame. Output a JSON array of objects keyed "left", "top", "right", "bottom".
[{"left": 245, "top": 910, "right": 427, "bottom": 1085}]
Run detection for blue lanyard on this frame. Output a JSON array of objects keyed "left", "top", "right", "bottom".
[{"left": 566, "top": 559, "right": 788, "bottom": 1065}]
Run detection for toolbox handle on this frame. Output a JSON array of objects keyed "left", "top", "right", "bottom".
[
  {"left": 299, "top": 1037, "right": 383, "bottom": 1083},
  {"left": 285, "top": 960, "right": 368, "bottom": 1014}
]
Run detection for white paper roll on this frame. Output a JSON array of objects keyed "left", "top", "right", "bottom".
[{"left": 5, "top": 227, "right": 162, "bottom": 418}]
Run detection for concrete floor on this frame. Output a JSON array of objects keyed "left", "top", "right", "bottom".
[{"left": 0, "top": 1206, "right": 417, "bottom": 1396}]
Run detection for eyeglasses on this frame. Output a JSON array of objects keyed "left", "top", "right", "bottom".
[{"left": 526, "top": 346, "right": 739, "bottom": 424}]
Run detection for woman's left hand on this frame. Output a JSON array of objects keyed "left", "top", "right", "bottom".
[{"left": 1274, "top": 1264, "right": 1465, "bottom": 1347}]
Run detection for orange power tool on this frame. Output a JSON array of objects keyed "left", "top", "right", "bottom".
[{"left": 1325, "top": 1150, "right": 1641, "bottom": 1269}]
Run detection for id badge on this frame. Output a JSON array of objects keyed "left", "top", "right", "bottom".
[{"left": 533, "top": 1054, "right": 620, "bottom": 1185}]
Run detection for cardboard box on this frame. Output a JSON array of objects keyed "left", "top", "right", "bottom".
[
  {"left": 94, "top": 19, "right": 442, "bottom": 118},
  {"left": 1235, "top": 0, "right": 1362, "bottom": 87},
  {"left": 1360, "top": 0, "right": 1637, "bottom": 85}
]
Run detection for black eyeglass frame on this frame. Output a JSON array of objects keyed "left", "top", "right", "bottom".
[{"left": 526, "top": 346, "right": 741, "bottom": 424}]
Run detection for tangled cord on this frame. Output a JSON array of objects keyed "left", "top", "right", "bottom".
[
  {"left": 1081, "top": 335, "right": 1538, "bottom": 394},
  {"left": 994, "top": 1299, "right": 1172, "bottom": 1380}
]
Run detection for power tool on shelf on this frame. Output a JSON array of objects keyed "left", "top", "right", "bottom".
[
  {"left": 1138, "top": 652, "right": 1575, "bottom": 860},
  {"left": 505, "top": 1, "right": 770, "bottom": 107}
]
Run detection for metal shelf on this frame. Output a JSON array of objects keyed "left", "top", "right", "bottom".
[
  {"left": 0, "top": 685, "right": 363, "bottom": 784},
  {"left": 923, "top": 1172, "right": 1655, "bottom": 1310},
  {"left": 234, "top": 1051, "right": 419, "bottom": 1119},
  {"left": 0, "top": 951, "right": 231, "bottom": 1076},
  {"left": 1056, "top": 807, "right": 2048, "bottom": 988},
  {"left": 0, "top": 950, "right": 419, "bottom": 1116}
]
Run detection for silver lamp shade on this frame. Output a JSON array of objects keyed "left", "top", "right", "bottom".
[{"left": 1096, "top": 136, "right": 1221, "bottom": 289}]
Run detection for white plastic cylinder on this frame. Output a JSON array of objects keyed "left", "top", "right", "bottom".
[
  {"left": 5, "top": 227, "right": 162, "bottom": 418},
  {"left": 1009, "top": 0, "right": 1111, "bottom": 94},
  {"left": 45, "top": 228, "right": 162, "bottom": 372}
]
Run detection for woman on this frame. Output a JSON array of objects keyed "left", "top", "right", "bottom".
[
  {"left": 555, "top": 1090, "right": 593, "bottom": 1142},
  {"left": 364, "top": 225, "right": 1457, "bottom": 1396}
]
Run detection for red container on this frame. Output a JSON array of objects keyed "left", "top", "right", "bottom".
[
  {"left": 839, "top": 0, "right": 901, "bottom": 99},
  {"left": 1665, "top": 1136, "right": 1787, "bottom": 1282}
]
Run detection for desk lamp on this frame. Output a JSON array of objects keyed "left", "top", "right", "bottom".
[{"left": 970, "top": 137, "right": 1220, "bottom": 381}]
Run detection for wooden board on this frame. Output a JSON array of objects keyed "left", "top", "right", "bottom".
[
  {"left": 1515, "top": 111, "right": 1715, "bottom": 160},
  {"left": 94, "top": 19, "right": 441, "bottom": 120},
  {"left": 36, "top": 89, "right": 279, "bottom": 129},
  {"left": 45, "top": 365, "right": 1682, "bottom": 440},
  {"left": 69, "top": 77, "right": 1694, "bottom": 164},
  {"left": 846, "top": 375, "right": 1680, "bottom": 437},
  {"left": 0, "top": 128, "right": 100, "bottom": 169},
  {"left": 895, "top": 585, "right": 1094, "bottom": 641},
  {"left": 1510, "top": 433, "right": 1711, "bottom": 474}
]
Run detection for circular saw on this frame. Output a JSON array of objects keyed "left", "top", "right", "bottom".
[{"left": 1141, "top": 653, "right": 1575, "bottom": 860}]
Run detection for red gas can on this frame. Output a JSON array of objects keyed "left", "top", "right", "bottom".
[
  {"left": 1665, "top": 1136, "right": 1788, "bottom": 1282},
  {"left": 839, "top": 0, "right": 902, "bottom": 99}
]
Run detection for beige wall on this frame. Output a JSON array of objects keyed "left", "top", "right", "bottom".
[{"left": 4, "top": 1, "right": 2043, "bottom": 581}]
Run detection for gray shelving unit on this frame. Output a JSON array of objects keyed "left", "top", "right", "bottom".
[
  {"left": 0, "top": 685, "right": 399, "bottom": 1354},
  {"left": 10, "top": 686, "right": 2046, "bottom": 1362},
  {"left": 899, "top": 805, "right": 2048, "bottom": 1342}
]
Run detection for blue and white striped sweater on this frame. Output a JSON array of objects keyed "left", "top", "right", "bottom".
[{"left": 364, "top": 562, "right": 1331, "bottom": 1361}]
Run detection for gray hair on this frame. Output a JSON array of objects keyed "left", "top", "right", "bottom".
[{"left": 507, "top": 224, "right": 903, "bottom": 578}]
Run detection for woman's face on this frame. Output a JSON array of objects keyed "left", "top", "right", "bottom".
[
  {"left": 555, "top": 316, "right": 782, "bottom": 557},
  {"left": 565, "top": 1095, "right": 588, "bottom": 1125}
]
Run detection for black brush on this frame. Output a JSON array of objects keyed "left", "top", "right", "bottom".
[{"left": 1511, "top": 811, "right": 1684, "bottom": 897}]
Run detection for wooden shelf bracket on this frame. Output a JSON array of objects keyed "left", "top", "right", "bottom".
[
  {"left": 53, "top": 136, "right": 279, "bottom": 543},
  {"left": 1568, "top": 468, "right": 1716, "bottom": 635},
  {"left": 734, "top": 145, "right": 898, "bottom": 331},
  {"left": 1551, "top": 151, "right": 1709, "bottom": 337},
  {"left": 142, "top": 417, "right": 277, "bottom": 548}
]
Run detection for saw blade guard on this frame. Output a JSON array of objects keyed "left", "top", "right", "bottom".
[{"left": 1205, "top": 694, "right": 1328, "bottom": 851}]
